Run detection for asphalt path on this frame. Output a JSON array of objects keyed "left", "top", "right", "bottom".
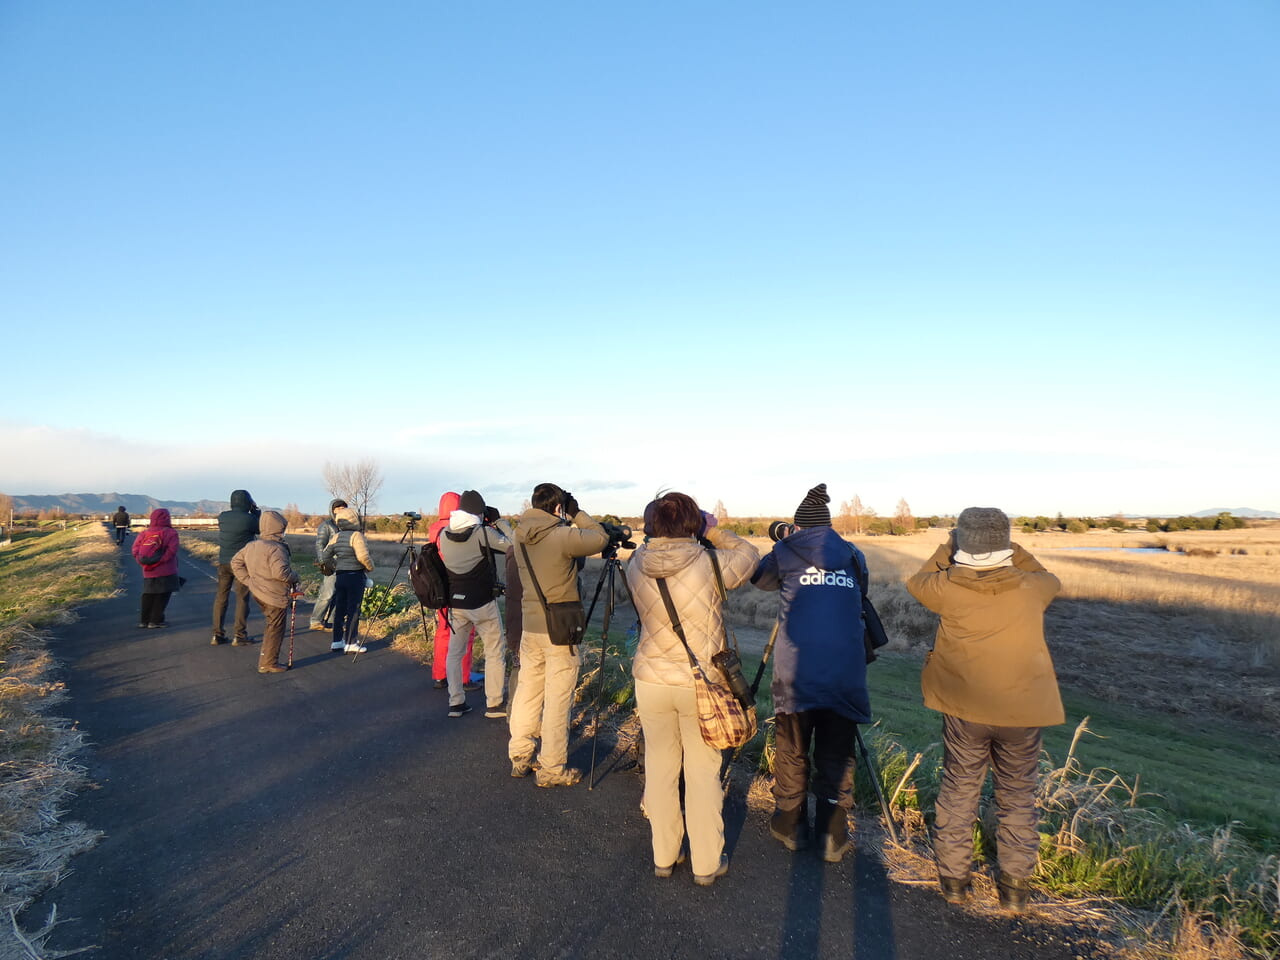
[{"left": 24, "top": 545, "right": 1111, "bottom": 959}]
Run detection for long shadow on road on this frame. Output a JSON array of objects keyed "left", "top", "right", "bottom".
[{"left": 24, "top": 549, "right": 1112, "bottom": 960}]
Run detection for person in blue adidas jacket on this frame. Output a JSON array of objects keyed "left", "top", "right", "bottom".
[{"left": 751, "top": 483, "right": 870, "bottom": 864}]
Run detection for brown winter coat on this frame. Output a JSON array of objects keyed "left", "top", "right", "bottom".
[
  {"left": 906, "top": 542, "right": 1064, "bottom": 727},
  {"left": 626, "top": 528, "right": 759, "bottom": 688},
  {"left": 512, "top": 508, "right": 608, "bottom": 635},
  {"left": 230, "top": 511, "right": 300, "bottom": 609}
]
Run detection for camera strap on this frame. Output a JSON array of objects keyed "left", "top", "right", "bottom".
[
  {"left": 655, "top": 578, "right": 703, "bottom": 675},
  {"left": 703, "top": 546, "right": 741, "bottom": 658}
]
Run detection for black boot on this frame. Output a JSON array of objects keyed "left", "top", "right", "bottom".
[
  {"left": 938, "top": 875, "right": 971, "bottom": 904},
  {"left": 997, "top": 876, "right": 1032, "bottom": 913},
  {"left": 815, "top": 804, "right": 851, "bottom": 863},
  {"left": 769, "top": 806, "right": 810, "bottom": 851}
]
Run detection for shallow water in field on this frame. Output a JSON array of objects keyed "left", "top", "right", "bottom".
[{"left": 1045, "top": 546, "right": 1169, "bottom": 553}]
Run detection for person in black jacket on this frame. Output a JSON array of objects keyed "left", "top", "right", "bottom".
[
  {"left": 112, "top": 506, "right": 131, "bottom": 545},
  {"left": 212, "top": 489, "right": 260, "bottom": 646}
]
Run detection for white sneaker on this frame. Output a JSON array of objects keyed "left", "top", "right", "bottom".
[
  {"left": 344, "top": 642, "right": 367, "bottom": 654},
  {"left": 330, "top": 641, "right": 344, "bottom": 652}
]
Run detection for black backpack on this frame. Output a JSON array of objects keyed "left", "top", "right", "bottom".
[{"left": 409, "top": 540, "right": 451, "bottom": 609}]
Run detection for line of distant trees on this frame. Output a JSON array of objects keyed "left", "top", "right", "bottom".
[{"left": 1016, "top": 512, "right": 1247, "bottom": 533}]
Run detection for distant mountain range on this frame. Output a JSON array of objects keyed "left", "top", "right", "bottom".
[
  {"left": 1190, "top": 507, "right": 1279, "bottom": 518},
  {"left": 9, "top": 493, "right": 234, "bottom": 517}
]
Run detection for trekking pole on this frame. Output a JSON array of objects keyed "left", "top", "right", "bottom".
[
  {"left": 854, "top": 726, "right": 898, "bottom": 843},
  {"left": 288, "top": 596, "right": 298, "bottom": 669}
]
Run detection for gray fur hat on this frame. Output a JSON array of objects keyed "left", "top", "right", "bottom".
[{"left": 955, "top": 507, "right": 1011, "bottom": 554}]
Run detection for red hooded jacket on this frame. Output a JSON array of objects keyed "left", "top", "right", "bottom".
[
  {"left": 131, "top": 509, "right": 180, "bottom": 578},
  {"left": 428, "top": 492, "right": 461, "bottom": 547}
]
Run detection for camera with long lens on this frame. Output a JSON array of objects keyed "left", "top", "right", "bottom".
[
  {"left": 711, "top": 648, "right": 756, "bottom": 709},
  {"left": 768, "top": 520, "right": 798, "bottom": 542}
]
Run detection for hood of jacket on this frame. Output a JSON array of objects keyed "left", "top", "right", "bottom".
[
  {"left": 328, "top": 498, "right": 346, "bottom": 517},
  {"left": 945, "top": 564, "right": 1025, "bottom": 596},
  {"left": 775, "top": 525, "right": 855, "bottom": 568},
  {"left": 637, "top": 537, "right": 703, "bottom": 579},
  {"left": 517, "top": 509, "right": 564, "bottom": 545},
  {"left": 229, "top": 490, "right": 256, "bottom": 512},
  {"left": 149, "top": 508, "right": 172, "bottom": 528},
  {"left": 437, "top": 491, "right": 460, "bottom": 516},
  {"left": 259, "top": 510, "right": 287, "bottom": 539}
]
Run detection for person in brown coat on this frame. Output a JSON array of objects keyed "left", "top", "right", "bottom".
[
  {"left": 507, "top": 483, "right": 608, "bottom": 787},
  {"left": 231, "top": 510, "right": 302, "bottom": 674},
  {"left": 906, "top": 507, "right": 1062, "bottom": 912}
]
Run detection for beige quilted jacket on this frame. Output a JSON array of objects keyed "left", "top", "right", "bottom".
[{"left": 626, "top": 528, "right": 759, "bottom": 688}]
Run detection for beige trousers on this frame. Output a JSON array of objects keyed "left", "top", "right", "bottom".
[
  {"left": 507, "top": 630, "right": 580, "bottom": 776},
  {"left": 447, "top": 602, "right": 507, "bottom": 708},
  {"left": 635, "top": 679, "right": 724, "bottom": 877}
]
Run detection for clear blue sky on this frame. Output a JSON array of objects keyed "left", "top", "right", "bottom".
[{"left": 2, "top": 1, "right": 1276, "bottom": 518}]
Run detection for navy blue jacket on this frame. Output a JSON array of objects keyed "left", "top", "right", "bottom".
[
  {"left": 217, "top": 490, "right": 260, "bottom": 565},
  {"left": 751, "top": 526, "right": 871, "bottom": 723}
]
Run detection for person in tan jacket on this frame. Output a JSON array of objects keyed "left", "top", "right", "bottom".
[
  {"left": 626, "top": 492, "right": 759, "bottom": 886},
  {"left": 508, "top": 483, "right": 608, "bottom": 787},
  {"left": 906, "top": 507, "right": 1062, "bottom": 912},
  {"left": 231, "top": 510, "right": 302, "bottom": 674}
]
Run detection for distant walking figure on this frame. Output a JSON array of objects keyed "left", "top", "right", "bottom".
[
  {"left": 112, "top": 506, "right": 130, "bottom": 545},
  {"left": 132, "top": 509, "right": 181, "bottom": 628}
]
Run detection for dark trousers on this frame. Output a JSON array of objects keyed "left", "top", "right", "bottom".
[
  {"left": 332, "top": 570, "right": 366, "bottom": 646},
  {"left": 115, "top": 526, "right": 128, "bottom": 545},
  {"left": 140, "top": 592, "right": 171, "bottom": 626},
  {"left": 773, "top": 710, "right": 858, "bottom": 832},
  {"left": 212, "top": 564, "right": 251, "bottom": 639},
  {"left": 253, "top": 599, "right": 288, "bottom": 668},
  {"left": 933, "top": 714, "right": 1042, "bottom": 882}
]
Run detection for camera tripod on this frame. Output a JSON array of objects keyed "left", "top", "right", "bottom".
[
  {"left": 582, "top": 542, "right": 639, "bottom": 789},
  {"left": 739, "top": 616, "right": 899, "bottom": 842},
  {"left": 353, "top": 518, "right": 433, "bottom": 664}
]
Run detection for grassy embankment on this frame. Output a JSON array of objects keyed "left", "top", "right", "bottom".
[{"left": 0, "top": 523, "right": 118, "bottom": 956}]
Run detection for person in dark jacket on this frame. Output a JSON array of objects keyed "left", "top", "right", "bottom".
[
  {"left": 320, "top": 506, "right": 375, "bottom": 654},
  {"left": 132, "top": 508, "right": 181, "bottom": 628},
  {"left": 309, "top": 498, "right": 347, "bottom": 631},
  {"left": 112, "top": 506, "right": 130, "bottom": 545},
  {"left": 751, "top": 483, "right": 870, "bottom": 863},
  {"left": 211, "top": 490, "right": 260, "bottom": 645}
]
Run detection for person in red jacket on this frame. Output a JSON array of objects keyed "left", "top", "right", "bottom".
[
  {"left": 428, "top": 491, "right": 476, "bottom": 690},
  {"left": 131, "top": 508, "right": 182, "bottom": 628}
]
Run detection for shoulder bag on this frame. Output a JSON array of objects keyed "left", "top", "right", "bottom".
[
  {"left": 655, "top": 576, "right": 757, "bottom": 750},
  {"left": 519, "top": 542, "right": 586, "bottom": 647}
]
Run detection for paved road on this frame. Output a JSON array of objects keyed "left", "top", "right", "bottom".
[{"left": 25, "top": 546, "right": 1110, "bottom": 959}]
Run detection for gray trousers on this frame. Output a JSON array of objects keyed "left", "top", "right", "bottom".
[
  {"left": 310, "top": 573, "right": 336, "bottom": 627},
  {"left": 933, "top": 714, "right": 1042, "bottom": 882}
]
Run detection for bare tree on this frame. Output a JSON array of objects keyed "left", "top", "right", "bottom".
[
  {"left": 849, "top": 494, "right": 867, "bottom": 535},
  {"left": 713, "top": 499, "right": 729, "bottom": 522},
  {"left": 894, "top": 497, "right": 914, "bottom": 534},
  {"left": 323, "top": 459, "right": 384, "bottom": 521}
]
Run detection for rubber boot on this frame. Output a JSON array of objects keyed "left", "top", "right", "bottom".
[
  {"left": 939, "top": 875, "right": 971, "bottom": 904},
  {"left": 998, "top": 876, "right": 1032, "bottom": 913},
  {"left": 769, "top": 806, "right": 810, "bottom": 851},
  {"left": 815, "top": 804, "right": 851, "bottom": 863}
]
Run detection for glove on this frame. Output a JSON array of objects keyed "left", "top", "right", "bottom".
[
  {"left": 701, "top": 511, "right": 718, "bottom": 533},
  {"left": 562, "top": 492, "right": 579, "bottom": 517}
]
